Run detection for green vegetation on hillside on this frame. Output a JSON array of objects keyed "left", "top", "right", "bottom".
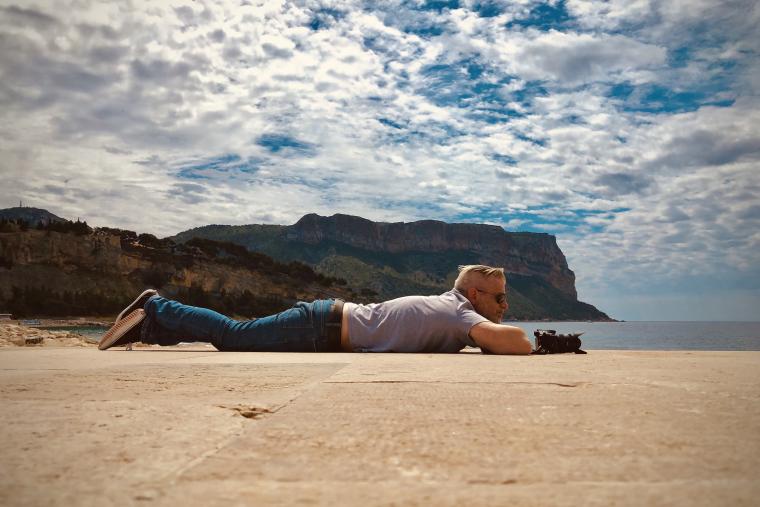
[
  {"left": 26, "top": 224, "right": 349, "bottom": 288},
  {"left": 170, "top": 222, "right": 612, "bottom": 320},
  {"left": 505, "top": 274, "right": 605, "bottom": 320},
  {"left": 182, "top": 237, "right": 347, "bottom": 287},
  {"left": 2, "top": 284, "right": 292, "bottom": 319},
  {"left": 0, "top": 224, "right": 352, "bottom": 318},
  {"left": 4, "top": 285, "right": 134, "bottom": 318},
  {"left": 173, "top": 225, "right": 483, "bottom": 299}
]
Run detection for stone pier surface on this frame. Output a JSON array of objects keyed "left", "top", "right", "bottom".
[{"left": 0, "top": 348, "right": 758, "bottom": 506}]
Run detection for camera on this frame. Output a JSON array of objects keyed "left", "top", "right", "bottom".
[{"left": 532, "top": 329, "right": 587, "bottom": 354}]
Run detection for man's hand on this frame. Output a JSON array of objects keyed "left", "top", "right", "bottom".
[{"left": 469, "top": 322, "right": 532, "bottom": 355}]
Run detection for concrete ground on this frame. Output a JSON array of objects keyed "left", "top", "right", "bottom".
[{"left": 0, "top": 348, "right": 758, "bottom": 506}]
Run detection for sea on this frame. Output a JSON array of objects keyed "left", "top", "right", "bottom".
[
  {"left": 506, "top": 321, "right": 760, "bottom": 351},
  {"left": 41, "top": 321, "right": 760, "bottom": 351}
]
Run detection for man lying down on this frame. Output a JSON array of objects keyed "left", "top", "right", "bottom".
[{"left": 99, "top": 264, "right": 532, "bottom": 355}]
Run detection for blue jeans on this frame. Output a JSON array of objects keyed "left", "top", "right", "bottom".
[{"left": 141, "top": 296, "right": 341, "bottom": 352}]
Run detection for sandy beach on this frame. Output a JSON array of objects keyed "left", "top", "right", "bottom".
[
  {"left": 0, "top": 322, "right": 95, "bottom": 348},
  {"left": 1, "top": 332, "right": 759, "bottom": 506}
]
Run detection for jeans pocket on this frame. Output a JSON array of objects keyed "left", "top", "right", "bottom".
[{"left": 277, "top": 302, "right": 315, "bottom": 329}]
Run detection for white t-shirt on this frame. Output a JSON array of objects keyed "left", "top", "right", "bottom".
[{"left": 344, "top": 289, "right": 489, "bottom": 352}]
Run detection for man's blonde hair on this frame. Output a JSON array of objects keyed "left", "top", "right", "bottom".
[{"left": 454, "top": 264, "right": 505, "bottom": 291}]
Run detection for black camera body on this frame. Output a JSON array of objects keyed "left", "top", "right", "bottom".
[{"left": 532, "top": 329, "right": 587, "bottom": 354}]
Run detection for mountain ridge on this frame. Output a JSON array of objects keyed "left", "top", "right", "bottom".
[
  {"left": 171, "top": 213, "right": 612, "bottom": 321},
  {"left": 0, "top": 207, "right": 612, "bottom": 320}
]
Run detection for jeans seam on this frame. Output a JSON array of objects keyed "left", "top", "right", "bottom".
[{"left": 281, "top": 303, "right": 314, "bottom": 329}]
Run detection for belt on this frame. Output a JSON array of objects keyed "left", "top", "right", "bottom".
[{"left": 324, "top": 299, "right": 344, "bottom": 352}]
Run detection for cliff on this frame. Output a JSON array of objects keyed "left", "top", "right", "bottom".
[
  {"left": 173, "top": 213, "right": 611, "bottom": 321},
  {"left": 0, "top": 228, "right": 351, "bottom": 318},
  {"left": 290, "top": 214, "right": 577, "bottom": 298}
]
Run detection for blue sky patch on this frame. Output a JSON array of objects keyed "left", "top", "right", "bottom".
[
  {"left": 609, "top": 82, "right": 634, "bottom": 101},
  {"left": 419, "top": 62, "right": 475, "bottom": 107},
  {"left": 404, "top": 24, "right": 446, "bottom": 37},
  {"left": 491, "top": 154, "right": 518, "bottom": 165},
  {"left": 607, "top": 46, "right": 739, "bottom": 113},
  {"left": 472, "top": 1, "right": 503, "bottom": 18},
  {"left": 393, "top": 1, "right": 455, "bottom": 37},
  {"left": 608, "top": 43, "right": 739, "bottom": 114},
  {"left": 668, "top": 47, "right": 691, "bottom": 68},
  {"left": 378, "top": 117, "right": 405, "bottom": 129},
  {"left": 308, "top": 7, "right": 345, "bottom": 31},
  {"left": 613, "top": 82, "right": 736, "bottom": 114},
  {"left": 506, "top": 0, "right": 573, "bottom": 31},
  {"left": 467, "top": 106, "right": 522, "bottom": 124},
  {"left": 467, "top": 62, "right": 485, "bottom": 80},
  {"left": 514, "top": 132, "right": 547, "bottom": 147},
  {"left": 415, "top": 0, "right": 460, "bottom": 13},
  {"left": 256, "top": 134, "right": 316, "bottom": 156},
  {"left": 451, "top": 205, "right": 622, "bottom": 235},
  {"left": 418, "top": 59, "right": 521, "bottom": 123},
  {"left": 363, "top": 36, "right": 382, "bottom": 54},
  {"left": 510, "top": 81, "right": 549, "bottom": 107},
  {"left": 176, "top": 153, "right": 260, "bottom": 180},
  {"left": 378, "top": 120, "right": 466, "bottom": 146}
]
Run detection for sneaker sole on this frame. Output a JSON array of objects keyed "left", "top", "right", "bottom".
[
  {"left": 99, "top": 309, "right": 146, "bottom": 350},
  {"left": 116, "top": 289, "right": 158, "bottom": 323}
]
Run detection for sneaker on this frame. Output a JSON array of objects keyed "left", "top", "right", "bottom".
[
  {"left": 116, "top": 289, "right": 158, "bottom": 323},
  {"left": 99, "top": 309, "right": 146, "bottom": 350}
]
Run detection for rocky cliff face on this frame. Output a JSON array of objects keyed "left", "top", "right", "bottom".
[
  {"left": 172, "top": 213, "right": 610, "bottom": 320},
  {"left": 290, "top": 214, "right": 577, "bottom": 298},
  {"left": 0, "top": 229, "right": 350, "bottom": 316}
]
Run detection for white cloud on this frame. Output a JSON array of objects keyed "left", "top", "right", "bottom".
[
  {"left": 506, "top": 30, "right": 667, "bottom": 84},
  {"left": 566, "top": 0, "right": 656, "bottom": 30}
]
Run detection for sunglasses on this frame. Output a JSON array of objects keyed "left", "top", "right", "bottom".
[{"left": 475, "top": 288, "right": 507, "bottom": 305}]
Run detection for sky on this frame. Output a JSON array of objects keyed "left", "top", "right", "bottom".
[{"left": 1, "top": 0, "right": 758, "bottom": 321}]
